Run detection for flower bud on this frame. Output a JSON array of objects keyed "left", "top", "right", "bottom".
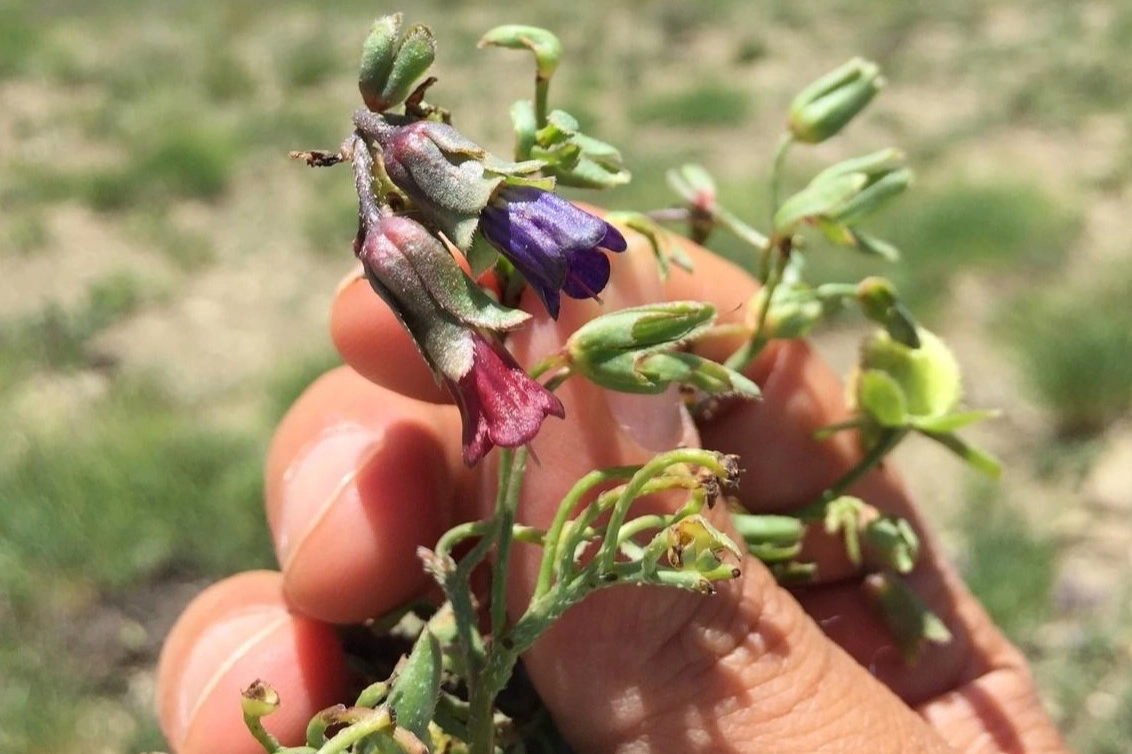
[
  {"left": 478, "top": 24, "right": 562, "bottom": 80},
  {"left": 666, "top": 163, "right": 718, "bottom": 214},
  {"left": 863, "top": 515, "right": 920, "bottom": 574},
  {"left": 856, "top": 276, "right": 919, "bottom": 348},
  {"left": 814, "top": 149, "right": 912, "bottom": 225},
  {"left": 566, "top": 302, "right": 758, "bottom": 397},
  {"left": 359, "top": 14, "right": 437, "bottom": 112},
  {"left": 789, "top": 57, "right": 883, "bottom": 143},
  {"left": 570, "top": 301, "right": 715, "bottom": 355},
  {"left": 864, "top": 572, "right": 952, "bottom": 661}
]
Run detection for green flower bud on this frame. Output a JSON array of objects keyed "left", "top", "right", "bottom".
[
  {"left": 858, "top": 327, "right": 962, "bottom": 420},
  {"left": 856, "top": 276, "right": 919, "bottom": 348},
  {"left": 813, "top": 149, "right": 912, "bottom": 225},
  {"left": 359, "top": 14, "right": 437, "bottom": 112},
  {"left": 569, "top": 301, "right": 715, "bottom": 356},
  {"left": 863, "top": 515, "right": 920, "bottom": 574},
  {"left": 789, "top": 57, "right": 884, "bottom": 143},
  {"left": 566, "top": 302, "right": 760, "bottom": 397},
  {"left": 864, "top": 572, "right": 952, "bottom": 662},
  {"left": 478, "top": 24, "right": 562, "bottom": 80}
]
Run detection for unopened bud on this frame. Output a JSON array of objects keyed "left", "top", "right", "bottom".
[
  {"left": 568, "top": 301, "right": 715, "bottom": 357},
  {"left": 857, "top": 276, "right": 919, "bottom": 348},
  {"left": 864, "top": 572, "right": 952, "bottom": 662},
  {"left": 814, "top": 149, "right": 912, "bottom": 225},
  {"left": 789, "top": 58, "right": 883, "bottom": 144},
  {"left": 359, "top": 15, "right": 437, "bottom": 112},
  {"left": 479, "top": 25, "right": 562, "bottom": 80},
  {"left": 666, "top": 163, "right": 718, "bottom": 213},
  {"left": 863, "top": 515, "right": 920, "bottom": 574}
]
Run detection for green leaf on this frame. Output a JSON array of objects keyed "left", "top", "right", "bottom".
[
  {"left": 849, "top": 229, "right": 901, "bottom": 261},
  {"left": 924, "top": 431, "right": 1003, "bottom": 478},
  {"left": 858, "top": 369, "right": 909, "bottom": 427},
  {"left": 386, "top": 630, "right": 442, "bottom": 745},
  {"left": 774, "top": 173, "right": 866, "bottom": 234},
  {"left": 466, "top": 231, "right": 499, "bottom": 277},
  {"left": 509, "top": 99, "right": 538, "bottom": 160},
  {"left": 910, "top": 409, "right": 1001, "bottom": 434}
]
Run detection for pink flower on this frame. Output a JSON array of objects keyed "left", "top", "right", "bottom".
[
  {"left": 356, "top": 214, "right": 562, "bottom": 465},
  {"left": 448, "top": 334, "right": 565, "bottom": 465}
]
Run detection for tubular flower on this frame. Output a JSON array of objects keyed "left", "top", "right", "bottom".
[
  {"left": 479, "top": 185, "right": 627, "bottom": 319},
  {"left": 357, "top": 215, "right": 564, "bottom": 465}
]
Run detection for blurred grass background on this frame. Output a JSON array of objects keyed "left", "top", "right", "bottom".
[{"left": 2, "top": 0, "right": 1132, "bottom": 751}]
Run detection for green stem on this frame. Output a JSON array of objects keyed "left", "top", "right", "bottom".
[
  {"left": 597, "top": 450, "right": 729, "bottom": 573},
  {"left": 311, "top": 710, "right": 393, "bottom": 754},
  {"left": 724, "top": 242, "right": 787, "bottom": 373},
  {"left": 243, "top": 712, "right": 283, "bottom": 753},
  {"left": 796, "top": 428, "right": 908, "bottom": 520},
  {"left": 491, "top": 448, "right": 528, "bottom": 637},
  {"left": 535, "top": 75, "right": 551, "bottom": 127},
  {"left": 769, "top": 132, "right": 794, "bottom": 229},
  {"left": 534, "top": 466, "right": 638, "bottom": 600}
]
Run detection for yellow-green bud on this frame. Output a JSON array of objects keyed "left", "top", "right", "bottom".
[{"left": 789, "top": 58, "right": 884, "bottom": 144}]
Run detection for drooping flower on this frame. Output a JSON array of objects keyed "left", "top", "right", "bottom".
[
  {"left": 479, "top": 185, "right": 627, "bottom": 319},
  {"left": 450, "top": 333, "right": 565, "bottom": 465},
  {"left": 357, "top": 214, "right": 564, "bottom": 465}
]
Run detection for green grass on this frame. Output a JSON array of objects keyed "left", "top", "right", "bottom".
[
  {"left": 1003, "top": 265, "right": 1132, "bottom": 437},
  {"left": 630, "top": 82, "right": 753, "bottom": 128},
  {"left": 802, "top": 179, "right": 1079, "bottom": 316},
  {"left": 957, "top": 480, "right": 1058, "bottom": 644},
  {"left": 0, "top": 271, "right": 147, "bottom": 385},
  {"left": 0, "top": 378, "right": 273, "bottom": 588},
  {"left": 80, "top": 124, "right": 238, "bottom": 212}
]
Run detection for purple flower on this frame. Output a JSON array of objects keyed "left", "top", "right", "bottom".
[
  {"left": 357, "top": 215, "right": 563, "bottom": 465},
  {"left": 479, "top": 186, "right": 627, "bottom": 319}
]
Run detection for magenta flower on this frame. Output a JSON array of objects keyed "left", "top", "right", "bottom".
[
  {"left": 357, "top": 215, "right": 563, "bottom": 465},
  {"left": 479, "top": 185, "right": 627, "bottom": 319},
  {"left": 448, "top": 333, "right": 565, "bottom": 465}
]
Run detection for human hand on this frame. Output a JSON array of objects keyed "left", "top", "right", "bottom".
[{"left": 155, "top": 229, "right": 1068, "bottom": 754}]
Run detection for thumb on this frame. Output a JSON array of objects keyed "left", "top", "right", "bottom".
[{"left": 503, "top": 241, "right": 951, "bottom": 753}]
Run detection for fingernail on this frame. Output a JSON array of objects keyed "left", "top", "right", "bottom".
[
  {"left": 276, "top": 425, "right": 382, "bottom": 566},
  {"left": 171, "top": 607, "right": 288, "bottom": 748},
  {"left": 604, "top": 385, "right": 695, "bottom": 451}
]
